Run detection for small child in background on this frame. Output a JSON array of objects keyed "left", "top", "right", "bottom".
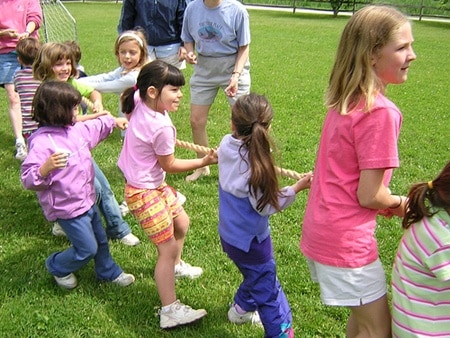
[
  {"left": 32, "top": 42, "right": 140, "bottom": 246},
  {"left": 13, "top": 37, "right": 41, "bottom": 156},
  {"left": 391, "top": 161, "right": 450, "bottom": 337},
  {"left": 21, "top": 81, "right": 135, "bottom": 289},
  {"left": 118, "top": 60, "right": 217, "bottom": 329},
  {"left": 218, "top": 93, "right": 312, "bottom": 338},
  {"left": 65, "top": 40, "right": 87, "bottom": 78},
  {"left": 65, "top": 40, "right": 88, "bottom": 114}
]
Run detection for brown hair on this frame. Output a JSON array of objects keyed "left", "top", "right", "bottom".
[
  {"left": 33, "top": 42, "right": 78, "bottom": 81},
  {"left": 403, "top": 161, "right": 450, "bottom": 229},
  {"left": 232, "top": 93, "right": 280, "bottom": 212},
  {"left": 32, "top": 81, "right": 81, "bottom": 127},
  {"left": 16, "top": 37, "right": 42, "bottom": 66}
]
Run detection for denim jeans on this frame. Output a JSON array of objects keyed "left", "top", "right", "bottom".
[
  {"left": 46, "top": 206, "right": 122, "bottom": 281},
  {"left": 92, "top": 159, "right": 131, "bottom": 239}
]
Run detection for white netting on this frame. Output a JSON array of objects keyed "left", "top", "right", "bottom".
[{"left": 40, "top": 0, "right": 77, "bottom": 42}]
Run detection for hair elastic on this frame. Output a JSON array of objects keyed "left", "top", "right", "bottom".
[
  {"left": 133, "top": 85, "right": 138, "bottom": 91},
  {"left": 118, "top": 32, "right": 144, "bottom": 48},
  {"left": 428, "top": 181, "right": 434, "bottom": 189}
]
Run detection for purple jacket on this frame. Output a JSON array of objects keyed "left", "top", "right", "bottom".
[{"left": 21, "top": 116, "right": 116, "bottom": 221}]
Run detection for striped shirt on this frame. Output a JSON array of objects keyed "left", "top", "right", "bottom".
[
  {"left": 14, "top": 67, "right": 40, "bottom": 136},
  {"left": 391, "top": 208, "right": 450, "bottom": 337}
]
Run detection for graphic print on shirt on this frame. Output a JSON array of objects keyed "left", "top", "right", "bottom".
[{"left": 198, "top": 21, "right": 223, "bottom": 42}]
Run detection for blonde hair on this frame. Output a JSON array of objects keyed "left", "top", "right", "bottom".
[
  {"left": 325, "top": 5, "right": 409, "bottom": 115},
  {"left": 33, "top": 42, "right": 78, "bottom": 81},
  {"left": 114, "top": 29, "right": 149, "bottom": 68}
]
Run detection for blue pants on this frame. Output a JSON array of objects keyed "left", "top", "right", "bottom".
[
  {"left": 45, "top": 206, "right": 122, "bottom": 281},
  {"left": 92, "top": 160, "right": 130, "bottom": 240},
  {"left": 233, "top": 259, "right": 293, "bottom": 338}
]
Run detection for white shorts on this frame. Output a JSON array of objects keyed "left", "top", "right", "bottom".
[{"left": 306, "top": 258, "right": 387, "bottom": 307}]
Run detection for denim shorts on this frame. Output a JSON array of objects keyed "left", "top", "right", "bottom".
[
  {"left": 306, "top": 258, "right": 387, "bottom": 306},
  {"left": 0, "top": 51, "right": 20, "bottom": 85}
]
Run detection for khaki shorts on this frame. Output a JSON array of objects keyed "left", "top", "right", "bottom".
[
  {"left": 190, "top": 54, "right": 250, "bottom": 106},
  {"left": 306, "top": 258, "right": 387, "bottom": 306},
  {"left": 125, "top": 182, "right": 183, "bottom": 245},
  {"left": 148, "top": 51, "right": 186, "bottom": 70}
]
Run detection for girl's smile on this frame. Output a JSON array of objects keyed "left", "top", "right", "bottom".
[{"left": 52, "top": 58, "right": 72, "bottom": 82}]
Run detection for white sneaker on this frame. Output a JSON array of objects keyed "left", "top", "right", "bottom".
[
  {"left": 112, "top": 272, "right": 135, "bottom": 287},
  {"left": 52, "top": 222, "right": 66, "bottom": 237},
  {"left": 176, "top": 191, "right": 187, "bottom": 205},
  {"left": 174, "top": 260, "right": 203, "bottom": 279},
  {"left": 119, "top": 233, "right": 140, "bottom": 246},
  {"left": 119, "top": 201, "right": 129, "bottom": 217},
  {"left": 15, "top": 141, "right": 27, "bottom": 161},
  {"left": 53, "top": 273, "right": 78, "bottom": 289},
  {"left": 159, "top": 300, "right": 207, "bottom": 329},
  {"left": 228, "top": 304, "right": 261, "bottom": 325},
  {"left": 185, "top": 166, "right": 210, "bottom": 182}
]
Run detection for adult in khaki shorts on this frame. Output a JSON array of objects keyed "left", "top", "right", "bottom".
[{"left": 181, "top": 0, "right": 251, "bottom": 182}]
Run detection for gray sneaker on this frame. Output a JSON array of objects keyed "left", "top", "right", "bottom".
[
  {"left": 159, "top": 300, "right": 207, "bottom": 329},
  {"left": 119, "top": 233, "right": 140, "bottom": 246},
  {"left": 54, "top": 273, "right": 78, "bottom": 290},
  {"left": 174, "top": 260, "right": 203, "bottom": 279},
  {"left": 112, "top": 272, "right": 135, "bottom": 287},
  {"left": 52, "top": 222, "right": 66, "bottom": 237},
  {"left": 15, "top": 141, "right": 27, "bottom": 161},
  {"left": 228, "top": 303, "right": 261, "bottom": 325}
]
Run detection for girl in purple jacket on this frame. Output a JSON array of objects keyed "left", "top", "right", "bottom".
[{"left": 21, "top": 81, "right": 134, "bottom": 290}]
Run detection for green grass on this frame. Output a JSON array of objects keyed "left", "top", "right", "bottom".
[{"left": 0, "top": 3, "right": 449, "bottom": 337}]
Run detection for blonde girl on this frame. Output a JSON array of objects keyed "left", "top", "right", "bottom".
[
  {"left": 78, "top": 29, "right": 149, "bottom": 97},
  {"left": 300, "top": 5, "right": 416, "bottom": 337},
  {"left": 118, "top": 60, "right": 217, "bottom": 329}
]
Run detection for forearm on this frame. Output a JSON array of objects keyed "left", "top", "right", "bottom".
[{"left": 233, "top": 45, "right": 249, "bottom": 74}]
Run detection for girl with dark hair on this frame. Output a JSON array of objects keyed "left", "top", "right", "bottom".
[{"left": 21, "top": 81, "right": 134, "bottom": 290}]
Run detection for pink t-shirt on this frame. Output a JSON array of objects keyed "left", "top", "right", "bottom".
[
  {"left": 118, "top": 93, "right": 176, "bottom": 189},
  {"left": 300, "top": 94, "right": 402, "bottom": 268}
]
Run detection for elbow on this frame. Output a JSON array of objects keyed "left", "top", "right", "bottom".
[{"left": 356, "top": 191, "right": 375, "bottom": 209}]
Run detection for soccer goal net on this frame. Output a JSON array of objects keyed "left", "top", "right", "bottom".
[{"left": 40, "top": 0, "right": 77, "bottom": 43}]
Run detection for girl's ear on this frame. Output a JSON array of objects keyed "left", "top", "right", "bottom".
[{"left": 146, "top": 86, "right": 158, "bottom": 99}]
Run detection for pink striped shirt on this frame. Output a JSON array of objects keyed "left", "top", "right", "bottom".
[{"left": 391, "top": 208, "right": 450, "bottom": 337}]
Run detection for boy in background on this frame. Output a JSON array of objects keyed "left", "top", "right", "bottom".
[{"left": 13, "top": 37, "right": 42, "bottom": 157}]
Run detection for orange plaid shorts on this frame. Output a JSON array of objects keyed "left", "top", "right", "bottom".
[{"left": 124, "top": 182, "right": 183, "bottom": 245}]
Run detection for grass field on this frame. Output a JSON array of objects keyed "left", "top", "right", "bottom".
[{"left": 0, "top": 3, "right": 449, "bottom": 337}]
